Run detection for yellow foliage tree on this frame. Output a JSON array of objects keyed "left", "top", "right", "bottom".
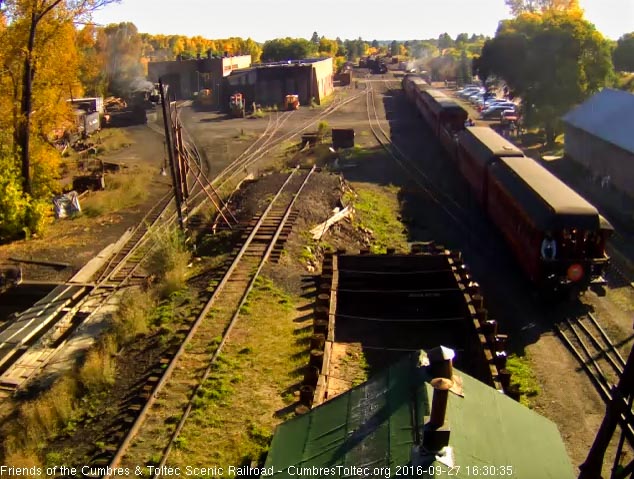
[{"left": 2, "top": 0, "right": 118, "bottom": 200}]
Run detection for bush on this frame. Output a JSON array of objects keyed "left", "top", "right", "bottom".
[
  {"left": 79, "top": 340, "right": 117, "bottom": 392},
  {"left": 113, "top": 288, "right": 155, "bottom": 344},
  {"left": 317, "top": 120, "right": 329, "bottom": 138},
  {"left": 146, "top": 227, "right": 191, "bottom": 297},
  {"left": 19, "top": 376, "right": 78, "bottom": 444}
]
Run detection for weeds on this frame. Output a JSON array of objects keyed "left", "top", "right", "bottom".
[
  {"left": 348, "top": 183, "right": 408, "bottom": 253},
  {"left": 506, "top": 353, "right": 541, "bottom": 406},
  {"left": 112, "top": 288, "right": 155, "bottom": 345},
  {"left": 81, "top": 166, "right": 153, "bottom": 217},
  {"left": 17, "top": 376, "right": 78, "bottom": 447},
  {"left": 146, "top": 227, "right": 191, "bottom": 297},
  {"left": 78, "top": 341, "right": 117, "bottom": 393},
  {"left": 94, "top": 128, "right": 132, "bottom": 153},
  {"left": 317, "top": 120, "right": 329, "bottom": 138}
]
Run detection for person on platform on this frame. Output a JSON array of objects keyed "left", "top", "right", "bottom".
[{"left": 541, "top": 232, "right": 557, "bottom": 260}]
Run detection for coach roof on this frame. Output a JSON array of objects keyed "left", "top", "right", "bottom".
[
  {"left": 457, "top": 127, "right": 524, "bottom": 167},
  {"left": 492, "top": 156, "right": 603, "bottom": 230}
]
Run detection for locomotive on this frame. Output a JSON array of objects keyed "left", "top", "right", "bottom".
[{"left": 401, "top": 74, "right": 612, "bottom": 292}]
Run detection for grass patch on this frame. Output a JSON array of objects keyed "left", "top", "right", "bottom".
[
  {"left": 94, "top": 128, "right": 133, "bottom": 154},
  {"left": 81, "top": 166, "right": 153, "bottom": 217},
  {"left": 346, "top": 183, "right": 408, "bottom": 253},
  {"left": 340, "top": 145, "right": 381, "bottom": 161},
  {"left": 78, "top": 338, "right": 117, "bottom": 393},
  {"left": 506, "top": 353, "right": 541, "bottom": 406},
  {"left": 112, "top": 288, "right": 156, "bottom": 345},
  {"left": 146, "top": 227, "right": 191, "bottom": 297},
  {"left": 248, "top": 108, "right": 266, "bottom": 119},
  {"left": 170, "top": 275, "right": 309, "bottom": 468},
  {"left": 13, "top": 375, "right": 78, "bottom": 450}
]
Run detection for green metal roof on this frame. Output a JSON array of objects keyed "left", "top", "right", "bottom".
[{"left": 264, "top": 352, "right": 575, "bottom": 479}]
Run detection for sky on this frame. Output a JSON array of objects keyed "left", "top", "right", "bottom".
[{"left": 92, "top": 0, "right": 633, "bottom": 41}]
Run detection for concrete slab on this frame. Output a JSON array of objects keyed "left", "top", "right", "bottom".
[{"left": 69, "top": 229, "right": 133, "bottom": 284}]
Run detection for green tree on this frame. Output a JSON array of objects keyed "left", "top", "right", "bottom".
[
  {"left": 310, "top": 31, "right": 319, "bottom": 44},
  {"left": 371, "top": 39, "right": 379, "bottom": 48},
  {"left": 479, "top": 11, "right": 613, "bottom": 144},
  {"left": 390, "top": 40, "right": 401, "bottom": 56},
  {"left": 613, "top": 33, "right": 634, "bottom": 72},
  {"left": 261, "top": 38, "right": 317, "bottom": 61},
  {"left": 344, "top": 38, "right": 367, "bottom": 60},
  {"left": 455, "top": 33, "right": 469, "bottom": 45},
  {"left": 438, "top": 33, "right": 454, "bottom": 50},
  {"left": 457, "top": 50, "right": 471, "bottom": 86}
]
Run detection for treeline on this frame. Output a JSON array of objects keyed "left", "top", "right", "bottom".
[
  {"left": 472, "top": 3, "right": 633, "bottom": 144},
  {"left": 0, "top": 0, "right": 632, "bottom": 241}
]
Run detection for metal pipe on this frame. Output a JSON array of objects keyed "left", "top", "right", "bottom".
[{"left": 429, "top": 377, "right": 453, "bottom": 428}]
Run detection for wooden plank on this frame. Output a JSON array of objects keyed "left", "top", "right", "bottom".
[{"left": 327, "top": 255, "right": 339, "bottom": 343}]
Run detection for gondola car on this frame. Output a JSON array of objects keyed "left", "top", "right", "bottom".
[{"left": 486, "top": 156, "right": 612, "bottom": 290}]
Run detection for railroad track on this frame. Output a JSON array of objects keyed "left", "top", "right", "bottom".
[
  {"left": 364, "top": 80, "right": 495, "bottom": 256},
  {"left": 556, "top": 312, "right": 634, "bottom": 451},
  {"left": 181, "top": 90, "right": 365, "bottom": 223},
  {"left": 0, "top": 90, "right": 361, "bottom": 396},
  {"left": 556, "top": 312, "right": 625, "bottom": 400},
  {"left": 99, "top": 166, "right": 315, "bottom": 477}
]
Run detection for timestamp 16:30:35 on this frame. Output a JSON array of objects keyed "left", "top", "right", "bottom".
[{"left": 393, "top": 465, "right": 515, "bottom": 476}]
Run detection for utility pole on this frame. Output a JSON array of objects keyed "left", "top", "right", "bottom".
[
  {"left": 159, "top": 79, "right": 185, "bottom": 233},
  {"left": 579, "top": 338, "right": 634, "bottom": 479}
]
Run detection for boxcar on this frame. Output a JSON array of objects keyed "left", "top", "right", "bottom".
[
  {"left": 487, "top": 156, "right": 612, "bottom": 289},
  {"left": 456, "top": 126, "right": 524, "bottom": 206}
]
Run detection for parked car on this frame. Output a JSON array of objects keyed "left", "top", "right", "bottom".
[
  {"left": 487, "top": 100, "right": 517, "bottom": 110},
  {"left": 480, "top": 104, "right": 517, "bottom": 120},
  {"left": 459, "top": 88, "right": 482, "bottom": 98},
  {"left": 500, "top": 109, "right": 519, "bottom": 125},
  {"left": 469, "top": 93, "right": 484, "bottom": 104}
]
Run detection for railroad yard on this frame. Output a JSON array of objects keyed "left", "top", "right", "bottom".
[{"left": 1, "top": 67, "right": 634, "bottom": 478}]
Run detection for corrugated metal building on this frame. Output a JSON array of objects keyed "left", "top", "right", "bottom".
[
  {"left": 562, "top": 88, "right": 634, "bottom": 196},
  {"left": 222, "top": 57, "right": 333, "bottom": 110},
  {"left": 263, "top": 349, "right": 575, "bottom": 478},
  {"left": 147, "top": 54, "right": 252, "bottom": 100}
]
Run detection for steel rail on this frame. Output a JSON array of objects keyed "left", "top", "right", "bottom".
[
  {"left": 105, "top": 166, "right": 311, "bottom": 475},
  {"left": 152, "top": 165, "right": 316, "bottom": 477},
  {"left": 556, "top": 314, "right": 634, "bottom": 449}
]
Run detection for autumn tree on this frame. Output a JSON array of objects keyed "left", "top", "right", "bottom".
[
  {"left": 76, "top": 24, "right": 106, "bottom": 95},
  {"left": 613, "top": 33, "right": 634, "bottom": 72},
  {"left": 478, "top": 11, "right": 613, "bottom": 144},
  {"left": 3, "top": 0, "right": 118, "bottom": 198},
  {"left": 504, "top": 0, "right": 582, "bottom": 15},
  {"left": 318, "top": 37, "right": 338, "bottom": 57}
]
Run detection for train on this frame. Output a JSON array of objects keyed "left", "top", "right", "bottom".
[{"left": 401, "top": 74, "right": 612, "bottom": 293}]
